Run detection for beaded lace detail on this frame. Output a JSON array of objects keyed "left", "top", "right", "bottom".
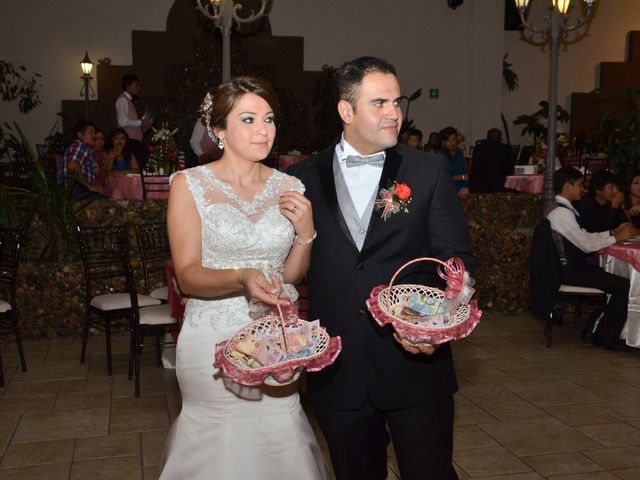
[{"left": 174, "top": 165, "right": 304, "bottom": 332}]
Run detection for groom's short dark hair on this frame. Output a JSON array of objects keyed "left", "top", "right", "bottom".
[{"left": 336, "top": 56, "right": 397, "bottom": 106}]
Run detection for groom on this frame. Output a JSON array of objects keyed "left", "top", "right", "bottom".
[{"left": 288, "top": 56, "right": 475, "bottom": 480}]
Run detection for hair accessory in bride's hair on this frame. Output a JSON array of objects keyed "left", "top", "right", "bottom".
[{"left": 199, "top": 92, "right": 217, "bottom": 143}]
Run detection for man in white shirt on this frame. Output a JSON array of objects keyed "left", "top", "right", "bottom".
[
  {"left": 115, "top": 74, "right": 151, "bottom": 167},
  {"left": 548, "top": 167, "right": 634, "bottom": 349}
]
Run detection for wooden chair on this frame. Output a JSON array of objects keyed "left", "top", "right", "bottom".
[
  {"left": 76, "top": 225, "right": 162, "bottom": 375},
  {"left": 0, "top": 228, "right": 27, "bottom": 386},
  {"left": 141, "top": 171, "right": 171, "bottom": 200},
  {"left": 135, "top": 222, "right": 170, "bottom": 301},
  {"left": 583, "top": 156, "right": 608, "bottom": 187}
]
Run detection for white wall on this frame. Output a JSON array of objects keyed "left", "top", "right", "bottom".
[
  {"left": 2, "top": 0, "right": 637, "bottom": 149},
  {"left": 503, "top": 0, "right": 640, "bottom": 146},
  {"left": 0, "top": 0, "right": 174, "bottom": 142}
]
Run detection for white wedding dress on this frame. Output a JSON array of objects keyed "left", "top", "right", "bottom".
[{"left": 159, "top": 166, "right": 328, "bottom": 480}]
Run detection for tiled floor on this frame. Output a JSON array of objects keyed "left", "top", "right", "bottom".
[{"left": 0, "top": 313, "right": 639, "bottom": 479}]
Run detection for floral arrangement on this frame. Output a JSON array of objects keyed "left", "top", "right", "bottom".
[
  {"left": 375, "top": 180, "right": 412, "bottom": 221},
  {"left": 147, "top": 122, "right": 184, "bottom": 174}
]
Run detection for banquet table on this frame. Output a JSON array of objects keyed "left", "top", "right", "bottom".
[
  {"left": 110, "top": 174, "right": 170, "bottom": 200},
  {"left": 278, "top": 154, "right": 310, "bottom": 171},
  {"left": 599, "top": 240, "right": 640, "bottom": 348},
  {"left": 504, "top": 174, "right": 544, "bottom": 194}
]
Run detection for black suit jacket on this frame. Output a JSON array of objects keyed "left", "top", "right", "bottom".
[{"left": 287, "top": 143, "right": 475, "bottom": 410}]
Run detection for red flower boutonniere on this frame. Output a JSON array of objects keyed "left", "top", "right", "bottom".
[{"left": 375, "top": 181, "right": 412, "bottom": 221}]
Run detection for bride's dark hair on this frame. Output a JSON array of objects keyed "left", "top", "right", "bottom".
[{"left": 201, "top": 76, "right": 279, "bottom": 133}]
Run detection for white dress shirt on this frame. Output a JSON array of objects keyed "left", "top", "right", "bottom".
[
  {"left": 115, "top": 91, "right": 142, "bottom": 129},
  {"left": 335, "top": 135, "right": 385, "bottom": 218},
  {"left": 547, "top": 195, "right": 616, "bottom": 253}
]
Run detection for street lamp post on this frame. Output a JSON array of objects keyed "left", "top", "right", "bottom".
[
  {"left": 80, "top": 51, "right": 95, "bottom": 120},
  {"left": 515, "top": 0, "right": 596, "bottom": 209},
  {"left": 195, "top": 0, "right": 267, "bottom": 82}
]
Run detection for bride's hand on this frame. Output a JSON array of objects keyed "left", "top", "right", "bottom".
[
  {"left": 240, "top": 269, "right": 286, "bottom": 306},
  {"left": 279, "top": 191, "right": 314, "bottom": 240},
  {"left": 393, "top": 333, "right": 439, "bottom": 356}
]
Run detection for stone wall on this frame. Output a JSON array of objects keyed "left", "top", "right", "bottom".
[{"left": 10, "top": 194, "right": 543, "bottom": 339}]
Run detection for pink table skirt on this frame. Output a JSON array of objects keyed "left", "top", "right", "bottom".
[
  {"left": 278, "top": 154, "right": 310, "bottom": 170},
  {"left": 600, "top": 241, "right": 640, "bottom": 272},
  {"left": 504, "top": 174, "right": 543, "bottom": 194},
  {"left": 110, "top": 174, "right": 169, "bottom": 200}
]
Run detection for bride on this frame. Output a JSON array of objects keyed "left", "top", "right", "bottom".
[{"left": 160, "top": 77, "right": 327, "bottom": 479}]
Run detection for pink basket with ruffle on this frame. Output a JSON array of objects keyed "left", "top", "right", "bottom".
[
  {"left": 366, "top": 257, "right": 481, "bottom": 345},
  {"left": 214, "top": 302, "right": 342, "bottom": 387}
]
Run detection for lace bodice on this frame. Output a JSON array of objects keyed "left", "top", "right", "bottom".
[{"left": 175, "top": 165, "right": 304, "bottom": 332}]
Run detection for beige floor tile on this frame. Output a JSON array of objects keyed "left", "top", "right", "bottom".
[
  {"left": 0, "top": 413, "right": 21, "bottom": 435},
  {"left": 456, "top": 361, "right": 514, "bottom": 385},
  {"left": 479, "top": 417, "right": 601, "bottom": 456},
  {"left": 583, "top": 447, "right": 640, "bottom": 470},
  {"left": 450, "top": 342, "right": 494, "bottom": 360},
  {"left": 607, "top": 400, "right": 640, "bottom": 421},
  {"left": 73, "top": 433, "right": 140, "bottom": 461},
  {"left": 453, "top": 461, "right": 469, "bottom": 478},
  {"left": 55, "top": 389, "right": 111, "bottom": 411},
  {"left": 555, "top": 368, "right": 626, "bottom": 386},
  {"left": 613, "top": 467, "right": 640, "bottom": 479},
  {"left": 10, "top": 365, "right": 88, "bottom": 384},
  {"left": 143, "top": 465, "right": 159, "bottom": 480},
  {"left": 482, "top": 355, "right": 537, "bottom": 369},
  {"left": 585, "top": 383, "right": 640, "bottom": 402},
  {"left": 69, "top": 456, "right": 142, "bottom": 480},
  {"left": 523, "top": 451, "right": 603, "bottom": 477},
  {"left": 110, "top": 396, "right": 170, "bottom": 434},
  {"left": 1, "top": 438, "right": 74, "bottom": 468},
  {"left": 615, "top": 368, "right": 640, "bottom": 384},
  {"left": 505, "top": 380, "right": 606, "bottom": 407},
  {"left": 141, "top": 430, "right": 167, "bottom": 467},
  {"left": 547, "top": 472, "right": 621, "bottom": 479},
  {"left": 478, "top": 400, "right": 550, "bottom": 422},
  {"left": 453, "top": 424, "right": 498, "bottom": 450},
  {"left": 469, "top": 474, "right": 545, "bottom": 480},
  {"left": 0, "top": 394, "right": 55, "bottom": 414},
  {"left": 59, "top": 376, "right": 112, "bottom": 393},
  {"left": 0, "top": 462, "right": 70, "bottom": 480},
  {"left": 0, "top": 435, "right": 12, "bottom": 458},
  {"left": 44, "top": 343, "right": 86, "bottom": 362},
  {"left": 459, "top": 384, "right": 524, "bottom": 406},
  {"left": 544, "top": 403, "right": 622, "bottom": 426},
  {"left": 576, "top": 422, "right": 640, "bottom": 448},
  {"left": 1, "top": 380, "right": 60, "bottom": 398},
  {"left": 499, "top": 367, "right": 561, "bottom": 383},
  {"left": 453, "top": 402, "right": 497, "bottom": 425},
  {"left": 453, "top": 445, "right": 531, "bottom": 477},
  {"left": 13, "top": 408, "right": 109, "bottom": 443}
]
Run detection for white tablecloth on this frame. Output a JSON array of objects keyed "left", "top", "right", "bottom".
[{"left": 600, "top": 252, "right": 640, "bottom": 348}]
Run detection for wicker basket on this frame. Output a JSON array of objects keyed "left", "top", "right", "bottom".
[
  {"left": 366, "top": 257, "right": 481, "bottom": 344},
  {"left": 214, "top": 304, "right": 341, "bottom": 387}
]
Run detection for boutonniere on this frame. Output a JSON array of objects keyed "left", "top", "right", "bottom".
[{"left": 375, "top": 180, "right": 412, "bottom": 221}]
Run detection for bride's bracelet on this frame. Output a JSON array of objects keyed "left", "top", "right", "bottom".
[{"left": 294, "top": 230, "right": 317, "bottom": 246}]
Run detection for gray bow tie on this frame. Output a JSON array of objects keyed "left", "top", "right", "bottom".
[{"left": 344, "top": 153, "right": 385, "bottom": 168}]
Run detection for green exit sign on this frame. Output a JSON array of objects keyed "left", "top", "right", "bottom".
[{"left": 429, "top": 88, "right": 439, "bottom": 99}]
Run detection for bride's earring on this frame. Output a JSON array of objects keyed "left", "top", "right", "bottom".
[{"left": 218, "top": 137, "right": 224, "bottom": 149}]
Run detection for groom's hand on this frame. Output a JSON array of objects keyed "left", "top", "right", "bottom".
[{"left": 393, "top": 333, "right": 439, "bottom": 356}]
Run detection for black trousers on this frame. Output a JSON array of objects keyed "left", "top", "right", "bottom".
[
  {"left": 311, "top": 396, "right": 458, "bottom": 480},
  {"left": 561, "top": 263, "right": 630, "bottom": 340}
]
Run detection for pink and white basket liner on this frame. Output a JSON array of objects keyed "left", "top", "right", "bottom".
[
  {"left": 366, "top": 257, "right": 482, "bottom": 345},
  {"left": 214, "top": 303, "right": 342, "bottom": 387}
]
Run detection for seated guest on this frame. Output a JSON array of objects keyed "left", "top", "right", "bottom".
[
  {"left": 105, "top": 128, "right": 140, "bottom": 175},
  {"left": 92, "top": 128, "right": 113, "bottom": 194},
  {"left": 623, "top": 171, "right": 640, "bottom": 228},
  {"left": 468, "top": 128, "right": 514, "bottom": 193},
  {"left": 188, "top": 118, "right": 222, "bottom": 167},
  {"left": 576, "top": 170, "right": 629, "bottom": 233},
  {"left": 406, "top": 128, "right": 423, "bottom": 150},
  {"left": 548, "top": 167, "right": 634, "bottom": 350},
  {"left": 58, "top": 120, "right": 107, "bottom": 200},
  {"left": 424, "top": 131, "right": 440, "bottom": 153},
  {"left": 437, "top": 126, "right": 469, "bottom": 196}
]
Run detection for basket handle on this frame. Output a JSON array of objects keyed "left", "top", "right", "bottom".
[{"left": 386, "top": 257, "right": 466, "bottom": 310}]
